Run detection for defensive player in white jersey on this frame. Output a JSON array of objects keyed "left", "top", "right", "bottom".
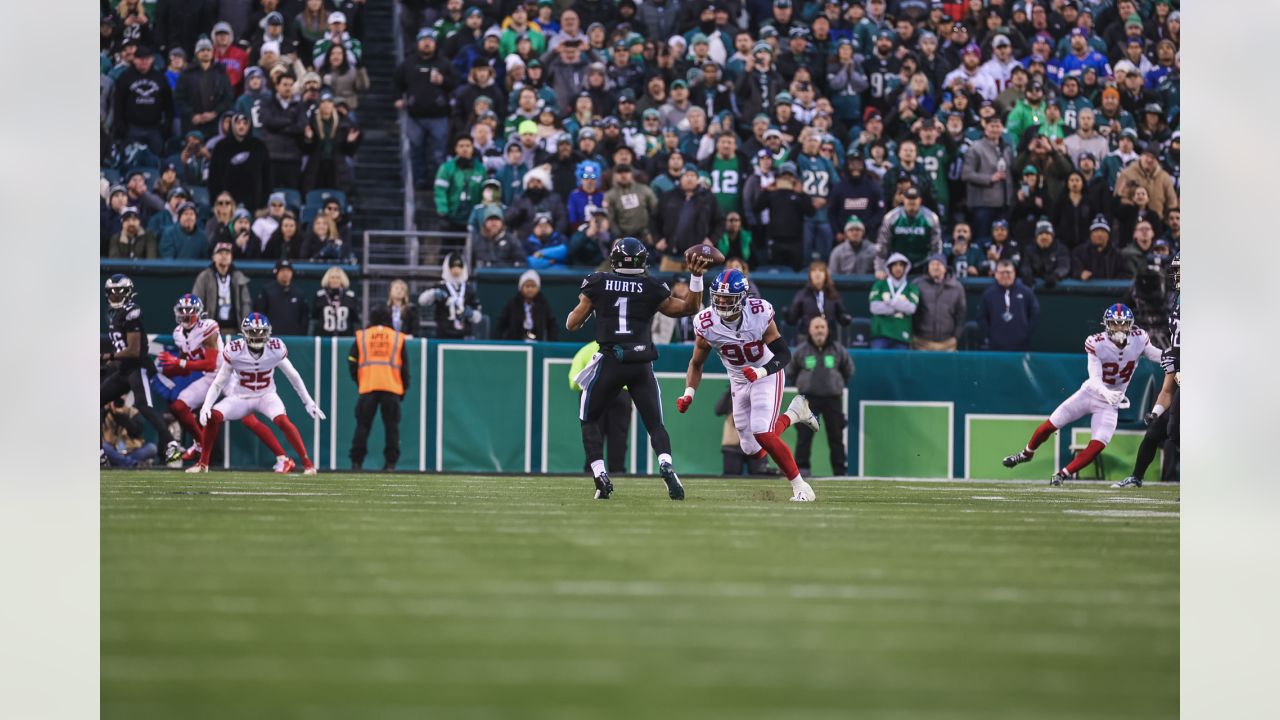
[
  {"left": 157, "top": 294, "right": 300, "bottom": 471},
  {"left": 187, "top": 313, "right": 326, "bottom": 473},
  {"left": 1003, "top": 304, "right": 1164, "bottom": 485},
  {"left": 677, "top": 269, "right": 821, "bottom": 501}
]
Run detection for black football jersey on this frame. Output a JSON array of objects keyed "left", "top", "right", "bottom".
[
  {"left": 107, "top": 303, "right": 145, "bottom": 371},
  {"left": 1162, "top": 295, "right": 1180, "bottom": 374},
  {"left": 581, "top": 272, "right": 672, "bottom": 363}
]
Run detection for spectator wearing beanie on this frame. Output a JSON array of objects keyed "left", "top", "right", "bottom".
[
  {"left": 159, "top": 202, "right": 207, "bottom": 259},
  {"left": 785, "top": 315, "right": 854, "bottom": 477},
  {"left": 496, "top": 270, "right": 559, "bottom": 341},
  {"left": 1021, "top": 220, "right": 1072, "bottom": 289},
  {"left": 828, "top": 217, "right": 877, "bottom": 275},
  {"left": 1071, "top": 216, "right": 1131, "bottom": 281}
]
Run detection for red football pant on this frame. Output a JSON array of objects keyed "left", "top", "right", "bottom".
[
  {"left": 197, "top": 410, "right": 225, "bottom": 467},
  {"left": 170, "top": 400, "right": 201, "bottom": 438},
  {"left": 1064, "top": 440, "right": 1107, "bottom": 475},
  {"left": 753, "top": 431, "right": 800, "bottom": 480},
  {"left": 273, "top": 415, "right": 312, "bottom": 468},
  {"left": 1026, "top": 420, "right": 1057, "bottom": 452},
  {"left": 242, "top": 414, "right": 286, "bottom": 457}
]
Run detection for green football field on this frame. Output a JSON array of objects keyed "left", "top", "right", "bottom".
[{"left": 102, "top": 472, "right": 1179, "bottom": 720}]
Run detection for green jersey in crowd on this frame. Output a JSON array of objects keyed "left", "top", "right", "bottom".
[
  {"left": 708, "top": 155, "right": 744, "bottom": 215},
  {"left": 434, "top": 158, "right": 487, "bottom": 227},
  {"left": 915, "top": 142, "right": 951, "bottom": 214},
  {"left": 868, "top": 276, "right": 920, "bottom": 344},
  {"left": 795, "top": 152, "right": 837, "bottom": 220}
]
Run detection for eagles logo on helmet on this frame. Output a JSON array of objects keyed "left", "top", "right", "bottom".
[
  {"left": 105, "top": 273, "right": 135, "bottom": 309},
  {"left": 609, "top": 236, "right": 648, "bottom": 275}
]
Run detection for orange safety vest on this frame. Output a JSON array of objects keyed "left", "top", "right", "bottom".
[{"left": 355, "top": 326, "right": 405, "bottom": 395}]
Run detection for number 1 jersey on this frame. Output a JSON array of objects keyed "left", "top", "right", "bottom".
[
  {"left": 581, "top": 272, "right": 672, "bottom": 363},
  {"left": 222, "top": 337, "right": 290, "bottom": 397},
  {"left": 693, "top": 298, "right": 776, "bottom": 382}
]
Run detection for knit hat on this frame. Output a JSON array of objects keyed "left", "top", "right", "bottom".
[
  {"left": 522, "top": 164, "right": 553, "bottom": 191},
  {"left": 845, "top": 216, "right": 864, "bottom": 229},
  {"left": 518, "top": 269, "right": 541, "bottom": 290},
  {"left": 1035, "top": 220, "right": 1055, "bottom": 236},
  {"left": 1089, "top": 215, "right": 1111, "bottom": 233}
]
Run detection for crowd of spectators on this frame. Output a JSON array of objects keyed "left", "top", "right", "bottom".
[
  {"left": 395, "top": 0, "right": 1179, "bottom": 348},
  {"left": 101, "top": 0, "right": 371, "bottom": 263}
]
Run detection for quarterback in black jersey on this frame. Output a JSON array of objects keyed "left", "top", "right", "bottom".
[
  {"left": 101, "top": 274, "right": 181, "bottom": 464},
  {"left": 1116, "top": 253, "right": 1180, "bottom": 487},
  {"left": 565, "top": 237, "right": 712, "bottom": 500}
]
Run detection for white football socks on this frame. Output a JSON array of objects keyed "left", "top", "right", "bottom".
[
  {"left": 590, "top": 459, "right": 606, "bottom": 477},
  {"left": 657, "top": 453, "right": 673, "bottom": 467},
  {"left": 784, "top": 407, "right": 801, "bottom": 424}
]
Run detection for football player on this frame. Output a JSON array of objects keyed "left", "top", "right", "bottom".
[
  {"left": 156, "top": 294, "right": 298, "bottom": 472},
  {"left": 1004, "top": 304, "right": 1164, "bottom": 485},
  {"left": 101, "top": 274, "right": 182, "bottom": 465},
  {"left": 188, "top": 313, "right": 326, "bottom": 474},
  {"left": 565, "top": 237, "right": 710, "bottom": 500},
  {"left": 1115, "top": 253, "right": 1181, "bottom": 487},
  {"left": 676, "top": 269, "right": 821, "bottom": 502}
]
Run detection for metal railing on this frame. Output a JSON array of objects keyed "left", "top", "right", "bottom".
[
  {"left": 392, "top": 0, "right": 415, "bottom": 233},
  {"left": 360, "top": 229, "right": 472, "bottom": 334}
]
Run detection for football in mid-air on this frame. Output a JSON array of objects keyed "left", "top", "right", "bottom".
[{"left": 684, "top": 243, "right": 725, "bottom": 267}]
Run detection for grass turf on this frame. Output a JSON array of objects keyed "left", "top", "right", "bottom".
[{"left": 102, "top": 472, "right": 1178, "bottom": 720}]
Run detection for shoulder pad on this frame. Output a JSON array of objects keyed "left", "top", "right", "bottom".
[{"left": 125, "top": 307, "right": 141, "bottom": 321}]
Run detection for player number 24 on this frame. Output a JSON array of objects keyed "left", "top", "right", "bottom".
[{"left": 1101, "top": 361, "right": 1135, "bottom": 385}]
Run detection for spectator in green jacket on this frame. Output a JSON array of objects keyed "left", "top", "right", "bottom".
[
  {"left": 108, "top": 207, "right": 159, "bottom": 260},
  {"left": 159, "top": 203, "right": 208, "bottom": 259},
  {"left": 868, "top": 252, "right": 919, "bottom": 350},
  {"left": 434, "top": 135, "right": 488, "bottom": 231},
  {"left": 1005, "top": 80, "right": 1048, "bottom": 143}
]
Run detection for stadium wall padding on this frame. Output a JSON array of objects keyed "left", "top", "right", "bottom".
[
  {"left": 143, "top": 337, "right": 1162, "bottom": 480},
  {"left": 101, "top": 261, "right": 1133, "bottom": 353}
]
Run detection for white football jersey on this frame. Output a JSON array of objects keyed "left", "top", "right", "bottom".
[
  {"left": 1083, "top": 327, "right": 1163, "bottom": 392},
  {"left": 221, "top": 337, "right": 289, "bottom": 398},
  {"left": 693, "top": 297, "right": 776, "bottom": 381},
  {"left": 173, "top": 319, "right": 224, "bottom": 367}
]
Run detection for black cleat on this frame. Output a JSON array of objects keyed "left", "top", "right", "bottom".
[
  {"left": 659, "top": 461, "right": 685, "bottom": 500},
  {"left": 1111, "top": 476, "right": 1143, "bottom": 488},
  {"left": 1049, "top": 472, "right": 1066, "bottom": 487},
  {"left": 1003, "top": 450, "right": 1033, "bottom": 468},
  {"left": 593, "top": 473, "right": 614, "bottom": 500}
]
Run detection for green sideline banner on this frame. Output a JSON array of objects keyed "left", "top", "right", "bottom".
[{"left": 137, "top": 337, "right": 1166, "bottom": 479}]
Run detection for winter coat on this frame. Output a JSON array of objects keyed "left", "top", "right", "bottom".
[
  {"left": 301, "top": 113, "right": 361, "bottom": 194},
  {"left": 1115, "top": 161, "right": 1179, "bottom": 219},
  {"left": 192, "top": 264, "right": 253, "bottom": 331},
  {"left": 393, "top": 51, "right": 458, "bottom": 118},
  {"left": 323, "top": 64, "right": 370, "bottom": 111},
  {"left": 209, "top": 133, "right": 272, "bottom": 210},
  {"left": 604, "top": 180, "right": 659, "bottom": 240},
  {"left": 1020, "top": 241, "right": 1072, "bottom": 287},
  {"left": 829, "top": 172, "right": 886, "bottom": 236},
  {"left": 253, "top": 281, "right": 310, "bottom": 336},
  {"left": 113, "top": 65, "right": 174, "bottom": 135},
  {"left": 913, "top": 273, "right": 967, "bottom": 343},
  {"left": 827, "top": 238, "right": 878, "bottom": 275},
  {"left": 159, "top": 224, "right": 208, "bottom": 259},
  {"left": 654, "top": 187, "right": 721, "bottom": 256},
  {"left": 545, "top": 55, "right": 590, "bottom": 114},
  {"left": 258, "top": 95, "right": 307, "bottom": 163},
  {"left": 506, "top": 189, "right": 568, "bottom": 238},
  {"left": 977, "top": 280, "right": 1039, "bottom": 351},
  {"left": 496, "top": 292, "right": 559, "bottom": 341},
  {"left": 418, "top": 260, "right": 483, "bottom": 339},
  {"left": 174, "top": 62, "right": 234, "bottom": 136},
  {"left": 433, "top": 157, "right": 488, "bottom": 227},
  {"left": 1050, "top": 194, "right": 1098, "bottom": 251},
  {"left": 785, "top": 339, "right": 854, "bottom": 398},
  {"left": 472, "top": 230, "right": 528, "bottom": 268},
  {"left": 312, "top": 288, "right": 361, "bottom": 336},
  {"left": 1070, "top": 242, "right": 1131, "bottom": 281},
  {"left": 735, "top": 67, "right": 786, "bottom": 127},
  {"left": 962, "top": 136, "right": 1015, "bottom": 209},
  {"left": 786, "top": 285, "right": 849, "bottom": 340},
  {"left": 107, "top": 230, "right": 160, "bottom": 260}
]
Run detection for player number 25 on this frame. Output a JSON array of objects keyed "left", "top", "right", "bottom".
[
  {"left": 721, "top": 341, "right": 765, "bottom": 366},
  {"left": 1101, "top": 361, "right": 1135, "bottom": 385},
  {"left": 238, "top": 370, "right": 272, "bottom": 390}
]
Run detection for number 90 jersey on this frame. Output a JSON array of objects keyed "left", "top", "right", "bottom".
[
  {"left": 221, "top": 337, "right": 289, "bottom": 398},
  {"left": 694, "top": 298, "right": 776, "bottom": 382},
  {"left": 1084, "top": 327, "right": 1163, "bottom": 392}
]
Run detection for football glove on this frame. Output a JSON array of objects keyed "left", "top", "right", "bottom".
[
  {"left": 676, "top": 392, "right": 693, "bottom": 413},
  {"left": 305, "top": 402, "right": 326, "bottom": 420},
  {"left": 1143, "top": 411, "right": 1158, "bottom": 426},
  {"left": 743, "top": 367, "right": 768, "bottom": 382},
  {"left": 157, "top": 351, "right": 179, "bottom": 368},
  {"left": 1107, "top": 389, "right": 1127, "bottom": 406},
  {"left": 199, "top": 404, "right": 213, "bottom": 425}
]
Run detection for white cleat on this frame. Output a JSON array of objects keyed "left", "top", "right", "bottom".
[
  {"left": 273, "top": 456, "right": 296, "bottom": 474},
  {"left": 185, "top": 464, "right": 208, "bottom": 474},
  {"left": 789, "top": 479, "right": 817, "bottom": 502},
  {"left": 786, "top": 395, "right": 820, "bottom": 432},
  {"left": 302, "top": 466, "right": 318, "bottom": 476}
]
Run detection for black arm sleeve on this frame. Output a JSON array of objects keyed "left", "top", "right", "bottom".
[
  {"left": 400, "top": 342, "right": 411, "bottom": 392},
  {"left": 762, "top": 337, "right": 791, "bottom": 376},
  {"left": 347, "top": 341, "right": 359, "bottom": 382}
]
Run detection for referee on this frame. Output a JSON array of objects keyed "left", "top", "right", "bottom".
[{"left": 347, "top": 306, "right": 410, "bottom": 471}]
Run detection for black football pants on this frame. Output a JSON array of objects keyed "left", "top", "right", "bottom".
[
  {"left": 1132, "top": 388, "right": 1179, "bottom": 482},
  {"left": 581, "top": 389, "right": 631, "bottom": 474},
  {"left": 101, "top": 366, "right": 174, "bottom": 448},
  {"left": 350, "top": 391, "right": 402, "bottom": 468},
  {"left": 579, "top": 356, "right": 670, "bottom": 468},
  {"left": 793, "top": 394, "right": 848, "bottom": 476}
]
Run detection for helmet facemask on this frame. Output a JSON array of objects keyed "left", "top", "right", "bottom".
[
  {"left": 1105, "top": 318, "right": 1132, "bottom": 346},
  {"left": 242, "top": 315, "right": 272, "bottom": 351},
  {"left": 174, "top": 296, "right": 203, "bottom": 330},
  {"left": 711, "top": 289, "right": 744, "bottom": 320},
  {"left": 105, "top": 276, "right": 134, "bottom": 309}
]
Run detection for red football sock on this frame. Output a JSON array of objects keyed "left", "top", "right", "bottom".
[
  {"left": 754, "top": 431, "right": 800, "bottom": 480},
  {"left": 1026, "top": 420, "right": 1057, "bottom": 452},
  {"left": 273, "top": 415, "right": 311, "bottom": 467},
  {"left": 1064, "top": 440, "right": 1107, "bottom": 475},
  {"left": 242, "top": 414, "right": 286, "bottom": 457},
  {"left": 170, "top": 400, "right": 202, "bottom": 438},
  {"left": 751, "top": 448, "right": 768, "bottom": 459},
  {"left": 774, "top": 415, "right": 792, "bottom": 434},
  {"left": 198, "top": 410, "right": 224, "bottom": 467}
]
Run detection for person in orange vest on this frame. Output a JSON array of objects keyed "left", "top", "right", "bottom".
[{"left": 347, "top": 306, "right": 410, "bottom": 471}]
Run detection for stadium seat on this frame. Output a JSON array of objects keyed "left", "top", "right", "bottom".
[
  {"left": 305, "top": 188, "right": 347, "bottom": 212},
  {"left": 274, "top": 187, "right": 303, "bottom": 213},
  {"left": 101, "top": 168, "right": 121, "bottom": 186},
  {"left": 190, "top": 186, "right": 210, "bottom": 208},
  {"left": 846, "top": 317, "right": 871, "bottom": 348},
  {"left": 961, "top": 321, "right": 983, "bottom": 350}
]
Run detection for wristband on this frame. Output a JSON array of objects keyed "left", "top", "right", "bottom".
[
  {"left": 1150, "top": 404, "right": 1165, "bottom": 417},
  {"left": 751, "top": 367, "right": 770, "bottom": 380},
  {"left": 180, "top": 359, "right": 187, "bottom": 369},
  {"left": 683, "top": 387, "right": 695, "bottom": 399},
  {"left": 688, "top": 274, "right": 703, "bottom": 293}
]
